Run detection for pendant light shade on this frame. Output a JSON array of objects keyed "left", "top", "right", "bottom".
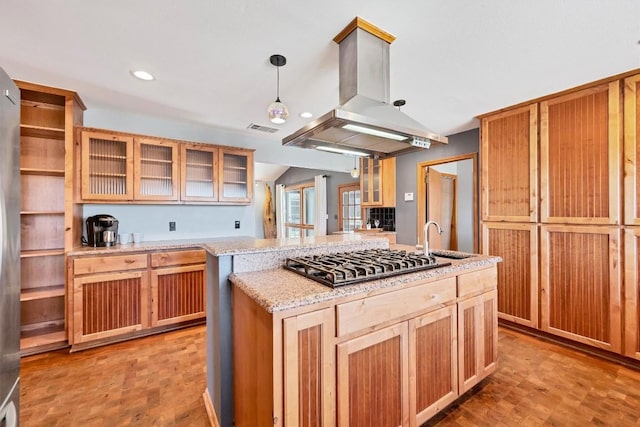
[
  {"left": 267, "top": 54, "right": 289, "bottom": 124},
  {"left": 350, "top": 155, "right": 360, "bottom": 178}
]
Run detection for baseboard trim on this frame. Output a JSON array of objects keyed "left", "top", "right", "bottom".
[
  {"left": 203, "top": 388, "right": 220, "bottom": 427},
  {"left": 499, "top": 320, "right": 640, "bottom": 371}
]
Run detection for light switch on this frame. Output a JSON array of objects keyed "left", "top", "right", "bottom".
[{"left": 404, "top": 192, "right": 414, "bottom": 202}]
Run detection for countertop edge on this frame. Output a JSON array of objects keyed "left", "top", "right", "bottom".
[{"left": 230, "top": 254, "right": 502, "bottom": 314}]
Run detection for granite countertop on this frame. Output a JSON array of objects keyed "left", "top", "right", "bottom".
[
  {"left": 67, "top": 233, "right": 389, "bottom": 257},
  {"left": 230, "top": 250, "right": 502, "bottom": 313}
]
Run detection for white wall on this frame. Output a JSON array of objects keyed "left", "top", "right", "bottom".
[{"left": 83, "top": 204, "right": 255, "bottom": 242}]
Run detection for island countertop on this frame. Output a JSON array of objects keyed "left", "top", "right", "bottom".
[
  {"left": 230, "top": 250, "right": 502, "bottom": 313},
  {"left": 67, "top": 233, "right": 388, "bottom": 257}
]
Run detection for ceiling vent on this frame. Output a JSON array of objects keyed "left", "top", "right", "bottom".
[{"left": 247, "top": 123, "right": 279, "bottom": 133}]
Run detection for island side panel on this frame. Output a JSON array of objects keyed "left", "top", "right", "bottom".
[{"left": 206, "top": 253, "right": 234, "bottom": 427}]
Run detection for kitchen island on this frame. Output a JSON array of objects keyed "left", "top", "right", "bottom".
[
  {"left": 200, "top": 234, "right": 391, "bottom": 427},
  {"left": 229, "top": 246, "right": 501, "bottom": 426}
]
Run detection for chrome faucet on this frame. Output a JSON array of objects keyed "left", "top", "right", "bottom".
[{"left": 423, "top": 220, "right": 443, "bottom": 257}]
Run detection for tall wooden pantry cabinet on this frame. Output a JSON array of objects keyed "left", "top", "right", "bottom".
[
  {"left": 480, "top": 70, "right": 636, "bottom": 357},
  {"left": 16, "top": 81, "right": 85, "bottom": 355}
]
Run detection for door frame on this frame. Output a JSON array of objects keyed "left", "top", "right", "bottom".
[{"left": 416, "top": 153, "right": 478, "bottom": 253}]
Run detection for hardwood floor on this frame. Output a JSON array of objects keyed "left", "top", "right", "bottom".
[{"left": 20, "top": 325, "right": 640, "bottom": 426}]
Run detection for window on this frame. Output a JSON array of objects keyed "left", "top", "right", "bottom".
[
  {"left": 338, "top": 183, "right": 362, "bottom": 231},
  {"left": 284, "top": 182, "right": 315, "bottom": 237}
]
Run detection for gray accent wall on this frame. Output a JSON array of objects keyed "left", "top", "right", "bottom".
[
  {"left": 395, "top": 128, "right": 480, "bottom": 246},
  {"left": 275, "top": 167, "right": 359, "bottom": 234}
]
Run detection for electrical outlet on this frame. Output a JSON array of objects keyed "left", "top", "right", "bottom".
[
  {"left": 235, "top": 220, "right": 240, "bottom": 229},
  {"left": 169, "top": 221, "right": 176, "bottom": 231}
]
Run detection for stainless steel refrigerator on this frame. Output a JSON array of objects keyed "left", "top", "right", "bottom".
[{"left": 0, "top": 66, "right": 20, "bottom": 427}]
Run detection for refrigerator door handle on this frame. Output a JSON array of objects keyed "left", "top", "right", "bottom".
[{"left": 3, "top": 89, "right": 17, "bottom": 105}]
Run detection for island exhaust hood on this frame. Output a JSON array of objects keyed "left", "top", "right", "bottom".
[{"left": 283, "top": 17, "right": 448, "bottom": 158}]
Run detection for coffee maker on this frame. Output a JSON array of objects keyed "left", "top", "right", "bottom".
[{"left": 86, "top": 214, "right": 119, "bottom": 247}]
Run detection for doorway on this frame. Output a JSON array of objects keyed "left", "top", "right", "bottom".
[{"left": 417, "top": 153, "right": 478, "bottom": 253}]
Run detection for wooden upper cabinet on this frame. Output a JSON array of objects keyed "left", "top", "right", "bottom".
[
  {"left": 481, "top": 104, "right": 538, "bottom": 222},
  {"left": 79, "top": 127, "right": 254, "bottom": 205},
  {"left": 134, "top": 138, "right": 179, "bottom": 201},
  {"left": 624, "top": 74, "right": 640, "bottom": 225},
  {"left": 81, "top": 130, "right": 134, "bottom": 201},
  {"left": 361, "top": 157, "right": 396, "bottom": 207},
  {"left": 540, "top": 82, "right": 621, "bottom": 224},
  {"left": 180, "top": 143, "right": 218, "bottom": 202},
  {"left": 218, "top": 148, "right": 253, "bottom": 204}
]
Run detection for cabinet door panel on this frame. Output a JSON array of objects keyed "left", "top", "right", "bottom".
[
  {"left": 150, "top": 264, "right": 205, "bottom": 327},
  {"left": 409, "top": 306, "right": 457, "bottom": 426},
  {"left": 457, "top": 290, "right": 497, "bottom": 394},
  {"left": 218, "top": 148, "right": 253, "bottom": 203},
  {"left": 134, "top": 138, "right": 179, "bottom": 201},
  {"left": 540, "top": 225, "right": 621, "bottom": 352},
  {"left": 283, "top": 308, "right": 335, "bottom": 427},
  {"left": 540, "top": 82, "right": 621, "bottom": 224},
  {"left": 482, "top": 222, "right": 538, "bottom": 327},
  {"left": 624, "top": 74, "right": 640, "bottom": 225},
  {"left": 481, "top": 104, "right": 538, "bottom": 222},
  {"left": 337, "top": 323, "right": 409, "bottom": 427},
  {"left": 624, "top": 228, "right": 640, "bottom": 359},
  {"left": 181, "top": 143, "right": 218, "bottom": 202},
  {"left": 81, "top": 131, "right": 134, "bottom": 201},
  {"left": 72, "top": 270, "right": 148, "bottom": 344}
]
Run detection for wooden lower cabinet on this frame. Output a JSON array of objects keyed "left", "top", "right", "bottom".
[
  {"left": 457, "top": 290, "right": 498, "bottom": 393},
  {"left": 540, "top": 225, "right": 622, "bottom": 353},
  {"left": 72, "top": 270, "right": 149, "bottom": 344},
  {"left": 233, "top": 265, "right": 498, "bottom": 427},
  {"left": 283, "top": 308, "right": 335, "bottom": 426},
  {"left": 409, "top": 305, "right": 458, "bottom": 425},
  {"left": 624, "top": 228, "right": 640, "bottom": 359},
  {"left": 69, "top": 248, "right": 205, "bottom": 347},
  {"left": 482, "top": 222, "right": 539, "bottom": 328},
  {"left": 337, "top": 323, "right": 409, "bottom": 427},
  {"left": 150, "top": 250, "right": 206, "bottom": 327}
]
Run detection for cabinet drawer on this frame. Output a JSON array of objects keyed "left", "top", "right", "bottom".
[
  {"left": 150, "top": 249, "right": 206, "bottom": 268},
  {"left": 73, "top": 253, "right": 148, "bottom": 275},
  {"left": 457, "top": 266, "right": 497, "bottom": 298},
  {"left": 336, "top": 277, "right": 456, "bottom": 337}
]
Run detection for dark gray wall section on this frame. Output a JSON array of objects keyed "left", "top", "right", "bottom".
[
  {"left": 276, "top": 168, "right": 358, "bottom": 234},
  {"left": 395, "top": 128, "right": 480, "bottom": 245}
]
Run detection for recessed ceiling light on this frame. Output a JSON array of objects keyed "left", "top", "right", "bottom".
[
  {"left": 300, "top": 112, "right": 313, "bottom": 118},
  {"left": 131, "top": 70, "right": 155, "bottom": 81}
]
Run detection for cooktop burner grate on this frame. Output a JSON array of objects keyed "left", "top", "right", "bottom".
[{"left": 284, "top": 249, "right": 451, "bottom": 288}]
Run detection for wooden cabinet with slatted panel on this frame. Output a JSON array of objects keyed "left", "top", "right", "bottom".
[
  {"left": 232, "top": 264, "right": 497, "bottom": 426},
  {"left": 16, "top": 81, "right": 85, "bottom": 355},
  {"left": 68, "top": 249, "right": 206, "bottom": 349},
  {"left": 540, "top": 225, "right": 622, "bottom": 353},
  {"left": 150, "top": 250, "right": 206, "bottom": 327},
  {"left": 540, "top": 82, "right": 621, "bottom": 225}
]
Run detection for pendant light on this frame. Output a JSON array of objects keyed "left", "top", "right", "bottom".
[
  {"left": 267, "top": 54, "right": 289, "bottom": 124},
  {"left": 350, "top": 155, "right": 360, "bottom": 178}
]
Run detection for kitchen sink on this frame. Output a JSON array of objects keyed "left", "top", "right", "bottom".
[{"left": 430, "top": 250, "right": 474, "bottom": 260}]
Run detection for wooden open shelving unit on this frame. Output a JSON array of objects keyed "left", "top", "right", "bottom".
[{"left": 16, "top": 81, "right": 85, "bottom": 355}]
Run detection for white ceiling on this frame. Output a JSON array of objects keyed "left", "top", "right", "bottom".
[{"left": 1, "top": 1, "right": 639, "bottom": 166}]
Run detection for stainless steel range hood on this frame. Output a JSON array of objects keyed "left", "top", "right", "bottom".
[{"left": 283, "top": 17, "right": 448, "bottom": 158}]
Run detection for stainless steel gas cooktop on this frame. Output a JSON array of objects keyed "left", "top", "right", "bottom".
[{"left": 284, "top": 249, "right": 451, "bottom": 288}]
